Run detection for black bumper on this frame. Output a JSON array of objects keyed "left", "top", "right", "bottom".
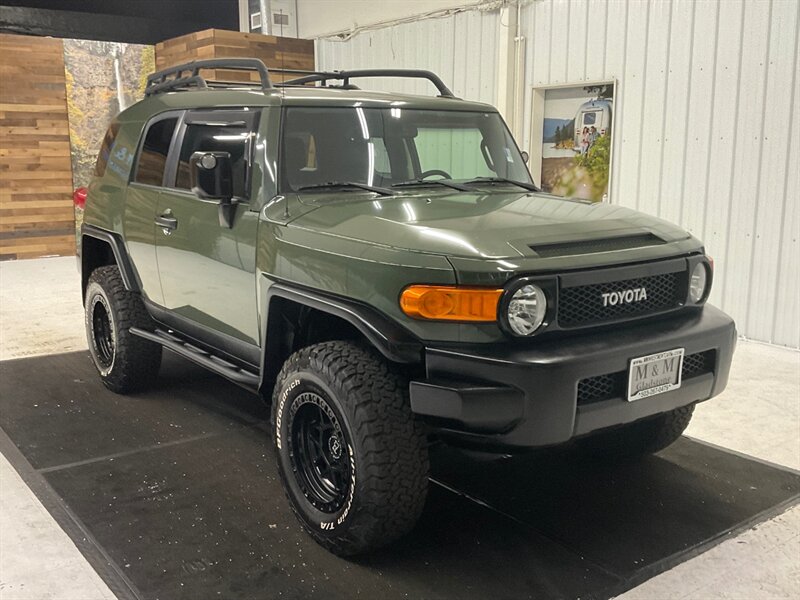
[{"left": 409, "top": 305, "right": 736, "bottom": 450}]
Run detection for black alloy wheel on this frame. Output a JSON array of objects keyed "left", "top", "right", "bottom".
[
  {"left": 272, "top": 341, "right": 429, "bottom": 555},
  {"left": 289, "top": 391, "right": 352, "bottom": 513},
  {"left": 91, "top": 297, "right": 115, "bottom": 368},
  {"left": 84, "top": 265, "right": 162, "bottom": 393}
]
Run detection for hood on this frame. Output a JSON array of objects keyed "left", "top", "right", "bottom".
[{"left": 287, "top": 190, "right": 692, "bottom": 260}]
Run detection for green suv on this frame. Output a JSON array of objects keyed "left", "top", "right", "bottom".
[{"left": 80, "top": 58, "right": 736, "bottom": 555}]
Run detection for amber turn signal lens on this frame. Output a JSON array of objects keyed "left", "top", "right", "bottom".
[{"left": 400, "top": 285, "right": 502, "bottom": 321}]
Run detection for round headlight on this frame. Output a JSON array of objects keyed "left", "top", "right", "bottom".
[
  {"left": 507, "top": 284, "right": 547, "bottom": 336},
  {"left": 689, "top": 262, "right": 708, "bottom": 303}
]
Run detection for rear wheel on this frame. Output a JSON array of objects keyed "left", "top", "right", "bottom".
[
  {"left": 84, "top": 265, "right": 162, "bottom": 393},
  {"left": 580, "top": 405, "right": 695, "bottom": 459},
  {"left": 272, "top": 341, "right": 429, "bottom": 556}
]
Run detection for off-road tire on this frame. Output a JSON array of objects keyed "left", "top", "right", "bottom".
[
  {"left": 581, "top": 405, "right": 695, "bottom": 459},
  {"left": 84, "top": 265, "right": 162, "bottom": 393},
  {"left": 271, "top": 341, "right": 429, "bottom": 556}
]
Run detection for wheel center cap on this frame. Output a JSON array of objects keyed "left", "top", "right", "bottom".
[{"left": 328, "top": 435, "right": 342, "bottom": 460}]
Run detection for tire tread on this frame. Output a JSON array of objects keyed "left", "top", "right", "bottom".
[
  {"left": 272, "top": 341, "right": 428, "bottom": 555},
  {"left": 86, "top": 265, "right": 161, "bottom": 393}
]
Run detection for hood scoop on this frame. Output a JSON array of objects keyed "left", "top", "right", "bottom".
[{"left": 530, "top": 233, "right": 666, "bottom": 258}]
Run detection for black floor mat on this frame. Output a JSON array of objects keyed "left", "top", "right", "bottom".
[{"left": 1, "top": 351, "right": 798, "bottom": 600}]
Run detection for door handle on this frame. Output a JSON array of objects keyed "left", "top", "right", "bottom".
[{"left": 155, "top": 213, "right": 177, "bottom": 234}]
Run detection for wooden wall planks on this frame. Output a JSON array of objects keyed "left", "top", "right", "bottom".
[
  {"left": 0, "top": 29, "right": 314, "bottom": 261},
  {"left": 0, "top": 34, "right": 75, "bottom": 260},
  {"left": 155, "top": 29, "right": 314, "bottom": 84}
]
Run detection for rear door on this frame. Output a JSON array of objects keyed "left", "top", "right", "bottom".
[
  {"left": 124, "top": 112, "right": 182, "bottom": 306},
  {"left": 154, "top": 108, "right": 261, "bottom": 351}
]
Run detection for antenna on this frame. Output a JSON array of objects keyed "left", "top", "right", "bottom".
[
  {"left": 278, "top": 8, "right": 286, "bottom": 99},
  {"left": 278, "top": 8, "right": 286, "bottom": 217}
]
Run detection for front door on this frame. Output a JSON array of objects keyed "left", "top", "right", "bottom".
[{"left": 155, "top": 109, "right": 261, "bottom": 348}]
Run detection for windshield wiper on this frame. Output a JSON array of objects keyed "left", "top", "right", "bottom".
[
  {"left": 296, "top": 181, "right": 394, "bottom": 196},
  {"left": 461, "top": 177, "right": 540, "bottom": 192},
  {"left": 392, "top": 179, "right": 470, "bottom": 192}
]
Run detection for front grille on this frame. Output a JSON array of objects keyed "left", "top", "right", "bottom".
[
  {"left": 558, "top": 271, "right": 684, "bottom": 328},
  {"left": 577, "top": 350, "right": 716, "bottom": 405},
  {"left": 531, "top": 234, "right": 666, "bottom": 258}
]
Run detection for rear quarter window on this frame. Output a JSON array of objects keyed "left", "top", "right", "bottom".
[
  {"left": 94, "top": 122, "right": 121, "bottom": 177},
  {"left": 134, "top": 117, "right": 178, "bottom": 186}
]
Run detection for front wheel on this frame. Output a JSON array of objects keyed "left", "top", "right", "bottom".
[{"left": 271, "top": 341, "right": 429, "bottom": 556}]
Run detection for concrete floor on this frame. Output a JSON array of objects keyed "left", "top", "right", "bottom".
[{"left": 0, "top": 256, "right": 798, "bottom": 599}]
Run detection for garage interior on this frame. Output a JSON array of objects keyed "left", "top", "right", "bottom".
[{"left": 0, "top": 1, "right": 798, "bottom": 599}]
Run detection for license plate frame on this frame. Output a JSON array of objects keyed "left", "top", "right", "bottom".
[{"left": 627, "top": 348, "right": 685, "bottom": 402}]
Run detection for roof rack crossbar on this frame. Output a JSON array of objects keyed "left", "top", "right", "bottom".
[
  {"left": 146, "top": 75, "right": 208, "bottom": 96},
  {"left": 281, "top": 69, "right": 456, "bottom": 98},
  {"left": 145, "top": 58, "right": 274, "bottom": 96}
]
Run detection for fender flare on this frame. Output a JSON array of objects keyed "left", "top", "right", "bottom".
[
  {"left": 81, "top": 224, "right": 140, "bottom": 293},
  {"left": 261, "top": 282, "right": 423, "bottom": 389}
]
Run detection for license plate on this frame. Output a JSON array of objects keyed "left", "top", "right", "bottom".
[{"left": 627, "top": 348, "right": 685, "bottom": 402}]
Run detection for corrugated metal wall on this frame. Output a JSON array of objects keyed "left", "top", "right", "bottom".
[
  {"left": 315, "top": 8, "right": 501, "bottom": 102},
  {"left": 316, "top": 0, "right": 800, "bottom": 348}
]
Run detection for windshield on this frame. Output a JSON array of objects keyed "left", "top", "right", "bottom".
[{"left": 280, "top": 107, "right": 531, "bottom": 192}]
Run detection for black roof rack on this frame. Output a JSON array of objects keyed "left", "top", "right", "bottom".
[
  {"left": 144, "top": 59, "right": 456, "bottom": 99},
  {"left": 278, "top": 69, "right": 456, "bottom": 98},
  {"left": 145, "top": 58, "right": 273, "bottom": 96}
]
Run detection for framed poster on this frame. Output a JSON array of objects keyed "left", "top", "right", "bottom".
[{"left": 529, "top": 82, "right": 615, "bottom": 202}]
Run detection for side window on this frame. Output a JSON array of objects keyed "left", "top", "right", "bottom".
[
  {"left": 94, "top": 122, "right": 121, "bottom": 177},
  {"left": 414, "top": 128, "right": 494, "bottom": 179},
  {"left": 134, "top": 117, "right": 178, "bottom": 186},
  {"left": 174, "top": 123, "right": 250, "bottom": 198}
]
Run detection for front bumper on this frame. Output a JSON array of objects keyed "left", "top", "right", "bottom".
[{"left": 409, "top": 305, "right": 736, "bottom": 450}]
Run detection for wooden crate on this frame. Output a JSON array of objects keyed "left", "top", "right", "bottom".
[
  {"left": 0, "top": 34, "right": 75, "bottom": 260},
  {"left": 155, "top": 29, "right": 314, "bottom": 84}
]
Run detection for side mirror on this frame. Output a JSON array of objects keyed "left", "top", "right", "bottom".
[
  {"left": 190, "top": 151, "right": 233, "bottom": 203},
  {"left": 520, "top": 150, "right": 529, "bottom": 164},
  {"left": 190, "top": 151, "right": 236, "bottom": 228}
]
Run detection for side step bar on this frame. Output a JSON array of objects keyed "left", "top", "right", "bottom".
[{"left": 129, "top": 327, "right": 260, "bottom": 392}]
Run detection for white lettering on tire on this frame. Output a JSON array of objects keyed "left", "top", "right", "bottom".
[
  {"left": 275, "top": 378, "right": 300, "bottom": 450},
  {"left": 320, "top": 444, "right": 356, "bottom": 531}
]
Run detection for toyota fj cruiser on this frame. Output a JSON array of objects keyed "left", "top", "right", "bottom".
[{"left": 79, "top": 59, "right": 736, "bottom": 555}]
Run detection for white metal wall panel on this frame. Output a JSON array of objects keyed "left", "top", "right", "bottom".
[
  {"left": 313, "top": 0, "right": 799, "bottom": 347},
  {"left": 550, "top": 0, "right": 572, "bottom": 82},
  {"left": 585, "top": 0, "right": 607, "bottom": 80},
  {"left": 775, "top": 74, "right": 799, "bottom": 347},
  {"left": 315, "top": 9, "right": 500, "bottom": 103},
  {"left": 657, "top": 0, "right": 694, "bottom": 227},
  {"left": 749, "top": 0, "right": 800, "bottom": 345},
  {"left": 614, "top": 1, "right": 650, "bottom": 213},
  {"left": 720, "top": 1, "right": 772, "bottom": 331},
  {"left": 636, "top": 0, "right": 671, "bottom": 217},
  {"left": 683, "top": 0, "right": 723, "bottom": 247},
  {"left": 600, "top": 0, "right": 628, "bottom": 197},
  {"left": 565, "top": 0, "right": 589, "bottom": 81},
  {"left": 520, "top": 0, "right": 798, "bottom": 348}
]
